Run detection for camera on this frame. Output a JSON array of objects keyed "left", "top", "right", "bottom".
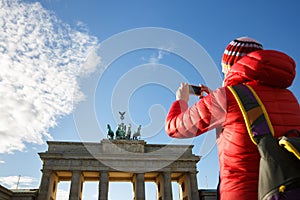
[{"left": 189, "top": 85, "right": 202, "bottom": 96}]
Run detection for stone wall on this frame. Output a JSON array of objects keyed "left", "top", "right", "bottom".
[
  {"left": 0, "top": 185, "right": 12, "bottom": 200},
  {"left": 0, "top": 185, "right": 38, "bottom": 200}
]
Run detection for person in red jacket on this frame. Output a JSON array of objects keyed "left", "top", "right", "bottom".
[{"left": 165, "top": 37, "right": 300, "bottom": 200}]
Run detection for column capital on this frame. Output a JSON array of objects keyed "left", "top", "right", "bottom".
[{"left": 40, "top": 169, "right": 52, "bottom": 175}]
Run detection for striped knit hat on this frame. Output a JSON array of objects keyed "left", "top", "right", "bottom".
[{"left": 222, "top": 37, "right": 263, "bottom": 74}]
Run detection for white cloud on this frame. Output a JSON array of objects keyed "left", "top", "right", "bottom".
[
  {"left": 143, "top": 49, "right": 172, "bottom": 65},
  {"left": 56, "top": 189, "right": 69, "bottom": 200},
  {"left": 0, "top": 160, "right": 5, "bottom": 164},
  {"left": 80, "top": 46, "right": 101, "bottom": 76},
  {"left": 0, "top": 175, "right": 39, "bottom": 189},
  {"left": 148, "top": 50, "right": 165, "bottom": 64},
  {"left": 0, "top": 0, "right": 100, "bottom": 153}
]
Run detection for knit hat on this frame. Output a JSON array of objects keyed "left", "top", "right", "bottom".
[{"left": 222, "top": 37, "right": 263, "bottom": 74}]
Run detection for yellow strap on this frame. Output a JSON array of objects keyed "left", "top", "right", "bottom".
[
  {"left": 245, "top": 85, "right": 275, "bottom": 136},
  {"left": 279, "top": 139, "right": 300, "bottom": 160},
  {"left": 228, "top": 85, "right": 257, "bottom": 145},
  {"left": 228, "top": 84, "right": 275, "bottom": 145}
]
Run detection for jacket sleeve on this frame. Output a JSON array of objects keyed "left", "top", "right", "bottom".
[{"left": 165, "top": 87, "right": 227, "bottom": 138}]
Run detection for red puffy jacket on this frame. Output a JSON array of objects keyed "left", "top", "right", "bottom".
[{"left": 165, "top": 50, "right": 300, "bottom": 200}]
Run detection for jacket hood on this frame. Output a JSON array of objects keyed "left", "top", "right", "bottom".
[{"left": 223, "top": 50, "right": 296, "bottom": 88}]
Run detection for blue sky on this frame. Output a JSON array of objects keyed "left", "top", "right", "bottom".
[{"left": 0, "top": 0, "right": 299, "bottom": 199}]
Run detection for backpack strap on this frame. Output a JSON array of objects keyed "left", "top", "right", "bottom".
[
  {"left": 228, "top": 84, "right": 275, "bottom": 145},
  {"left": 279, "top": 136, "right": 300, "bottom": 160}
]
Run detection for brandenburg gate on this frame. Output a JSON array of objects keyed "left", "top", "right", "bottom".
[{"left": 37, "top": 139, "right": 200, "bottom": 200}]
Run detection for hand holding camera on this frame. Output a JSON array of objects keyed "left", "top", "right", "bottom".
[
  {"left": 189, "top": 84, "right": 211, "bottom": 99},
  {"left": 176, "top": 83, "right": 212, "bottom": 102},
  {"left": 188, "top": 85, "right": 202, "bottom": 95}
]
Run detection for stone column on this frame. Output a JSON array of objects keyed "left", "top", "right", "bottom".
[
  {"left": 162, "top": 172, "right": 172, "bottom": 200},
  {"left": 133, "top": 173, "right": 145, "bottom": 200},
  {"left": 99, "top": 171, "right": 109, "bottom": 200},
  {"left": 178, "top": 172, "right": 199, "bottom": 200},
  {"left": 189, "top": 172, "right": 199, "bottom": 200},
  {"left": 156, "top": 172, "right": 173, "bottom": 200},
  {"left": 37, "top": 170, "right": 58, "bottom": 200},
  {"left": 69, "top": 170, "right": 83, "bottom": 200}
]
